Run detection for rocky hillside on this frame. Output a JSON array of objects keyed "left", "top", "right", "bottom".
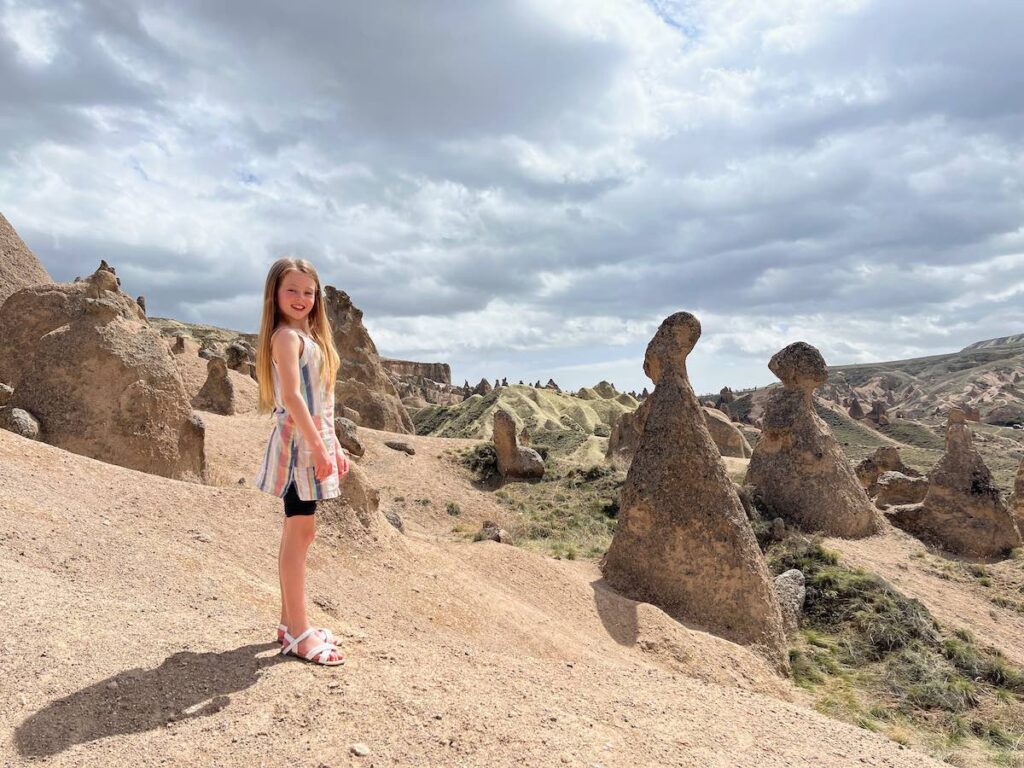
[
  {"left": 825, "top": 336, "right": 1024, "bottom": 424},
  {"left": 413, "top": 383, "right": 638, "bottom": 442},
  {"left": 725, "top": 335, "right": 1024, "bottom": 427}
]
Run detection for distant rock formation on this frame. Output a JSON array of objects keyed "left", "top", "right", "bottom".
[
  {"left": 606, "top": 398, "right": 651, "bottom": 461},
  {"left": 888, "top": 409, "right": 1021, "bottom": 558},
  {"left": 2, "top": 265, "right": 205, "bottom": 480},
  {"left": 983, "top": 403, "right": 1024, "bottom": 426},
  {"left": 847, "top": 397, "right": 865, "bottom": 420},
  {"left": 0, "top": 212, "right": 51, "bottom": 310},
  {"left": 874, "top": 471, "right": 928, "bottom": 509},
  {"left": 224, "top": 340, "right": 255, "bottom": 378},
  {"left": 746, "top": 342, "right": 881, "bottom": 538},
  {"left": 493, "top": 409, "right": 544, "bottom": 480},
  {"left": 867, "top": 400, "right": 890, "bottom": 427},
  {"left": 960, "top": 404, "right": 981, "bottom": 422},
  {"left": 854, "top": 446, "right": 919, "bottom": 496},
  {"left": 606, "top": 399, "right": 751, "bottom": 460},
  {"left": 473, "top": 378, "right": 493, "bottom": 396},
  {"left": 193, "top": 357, "right": 240, "bottom": 415},
  {"left": 324, "top": 287, "right": 414, "bottom": 434},
  {"left": 703, "top": 406, "right": 753, "bottom": 458},
  {"left": 544, "top": 379, "right": 561, "bottom": 391},
  {"left": 601, "top": 312, "right": 788, "bottom": 673},
  {"left": 380, "top": 358, "right": 451, "bottom": 385}
]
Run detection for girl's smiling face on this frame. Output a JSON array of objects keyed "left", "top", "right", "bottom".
[{"left": 277, "top": 269, "right": 318, "bottom": 325}]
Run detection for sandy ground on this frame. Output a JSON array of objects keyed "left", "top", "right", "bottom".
[{"left": 0, "top": 412, "right": 946, "bottom": 767}]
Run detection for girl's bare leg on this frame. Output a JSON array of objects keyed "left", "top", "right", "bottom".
[{"left": 279, "top": 514, "right": 325, "bottom": 656}]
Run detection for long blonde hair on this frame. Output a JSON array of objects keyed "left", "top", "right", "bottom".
[{"left": 255, "top": 257, "right": 341, "bottom": 415}]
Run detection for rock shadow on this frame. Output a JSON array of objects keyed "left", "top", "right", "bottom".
[
  {"left": 15, "top": 642, "right": 282, "bottom": 758},
  {"left": 590, "top": 577, "right": 639, "bottom": 647}
]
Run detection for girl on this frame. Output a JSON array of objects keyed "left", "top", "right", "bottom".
[{"left": 253, "top": 257, "right": 350, "bottom": 666}]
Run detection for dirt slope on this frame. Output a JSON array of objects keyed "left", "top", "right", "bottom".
[{"left": 1, "top": 417, "right": 942, "bottom": 767}]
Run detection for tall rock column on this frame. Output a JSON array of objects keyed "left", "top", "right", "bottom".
[
  {"left": 746, "top": 342, "right": 882, "bottom": 538},
  {"left": 601, "top": 312, "right": 788, "bottom": 673},
  {"left": 890, "top": 409, "right": 1021, "bottom": 558},
  {"left": 324, "top": 286, "right": 413, "bottom": 434}
]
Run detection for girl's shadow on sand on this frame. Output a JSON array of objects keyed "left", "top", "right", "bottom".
[{"left": 16, "top": 642, "right": 284, "bottom": 758}]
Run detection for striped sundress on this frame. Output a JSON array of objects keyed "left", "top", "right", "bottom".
[{"left": 253, "top": 326, "right": 341, "bottom": 501}]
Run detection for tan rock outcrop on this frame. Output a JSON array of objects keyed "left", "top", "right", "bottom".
[
  {"left": 874, "top": 471, "right": 928, "bottom": 508},
  {"left": 0, "top": 406, "right": 40, "bottom": 439},
  {"left": 746, "top": 342, "right": 882, "bottom": 538},
  {"left": 600, "top": 312, "right": 788, "bottom": 673},
  {"left": 605, "top": 397, "right": 651, "bottom": 461},
  {"left": 317, "top": 463, "right": 397, "bottom": 550},
  {"left": 193, "top": 357, "right": 241, "bottom": 415},
  {"left": 324, "top": 287, "right": 413, "bottom": 434},
  {"left": 867, "top": 400, "right": 890, "bottom": 427},
  {"left": 606, "top": 398, "right": 751, "bottom": 461},
  {"left": 380, "top": 358, "right": 451, "bottom": 385},
  {"left": 0, "top": 212, "right": 51, "bottom": 309},
  {"left": 703, "top": 406, "right": 753, "bottom": 458},
  {"left": 888, "top": 410, "right": 1021, "bottom": 558},
  {"left": 6, "top": 266, "right": 205, "bottom": 480},
  {"left": 847, "top": 397, "right": 865, "bottom": 420},
  {"left": 334, "top": 416, "right": 364, "bottom": 458},
  {"left": 854, "top": 446, "right": 919, "bottom": 496},
  {"left": 493, "top": 409, "right": 544, "bottom": 480}
]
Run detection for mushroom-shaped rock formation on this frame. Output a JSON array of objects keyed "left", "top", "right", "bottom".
[
  {"left": 601, "top": 312, "right": 788, "bottom": 673},
  {"left": 888, "top": 409, "right": 1021, "bottom": 558},
  {"left": 493, "top": 409, "right": 544, "bottom": 480},
  {"left": 746, "top": 342, "right": 882, "bottom": 538}
]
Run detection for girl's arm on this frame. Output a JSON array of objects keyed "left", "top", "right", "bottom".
[{"left": 272, "top": 329, "right": 332, "bottom": 476}]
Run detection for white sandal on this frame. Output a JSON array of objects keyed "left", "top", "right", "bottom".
[
  {"left": 276, "top": 623, "right": 334, "bottom": 646},
  {"left": 280, "top": 626, "right": 346, "bottom": 666}
]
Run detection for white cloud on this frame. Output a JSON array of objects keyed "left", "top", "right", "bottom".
[{"left": 2, "top": 0, "right": 1024, "bottom": 392}]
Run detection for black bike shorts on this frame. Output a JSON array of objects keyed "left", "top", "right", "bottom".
[{"left": 283, "top": 481, "right": 317, "bottom": 517}]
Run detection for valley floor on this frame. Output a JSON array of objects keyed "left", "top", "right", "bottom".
[{"left": 1, "top": 415, "right": 950, "bottom": 767}]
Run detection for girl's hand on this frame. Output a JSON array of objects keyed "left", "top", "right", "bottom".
[
  {"left": 335, "top": 441, "right": 350, "bottom": 480},
  {"left": 314, "top": 443, "right": 333, "bottom": 481}
]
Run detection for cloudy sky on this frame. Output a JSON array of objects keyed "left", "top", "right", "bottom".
[{"left": 2, "top": 0, "right": 1023, "bottom": 394}]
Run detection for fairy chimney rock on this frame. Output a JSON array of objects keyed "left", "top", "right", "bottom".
[
  {"left": 848, "top": 397, "right": 865, "bottom": 420},
  {"left": 746, "top": 341, "right": 881, "bottom": 538},
  {"left": 492, "top": 409, "right": 544, "bottom": 480},
  {"left": 889, "top": 409, "right": 1022, "bottom": 558},
  {"left": 601, "top": 312, "right": 788, "bottom": 673}
]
